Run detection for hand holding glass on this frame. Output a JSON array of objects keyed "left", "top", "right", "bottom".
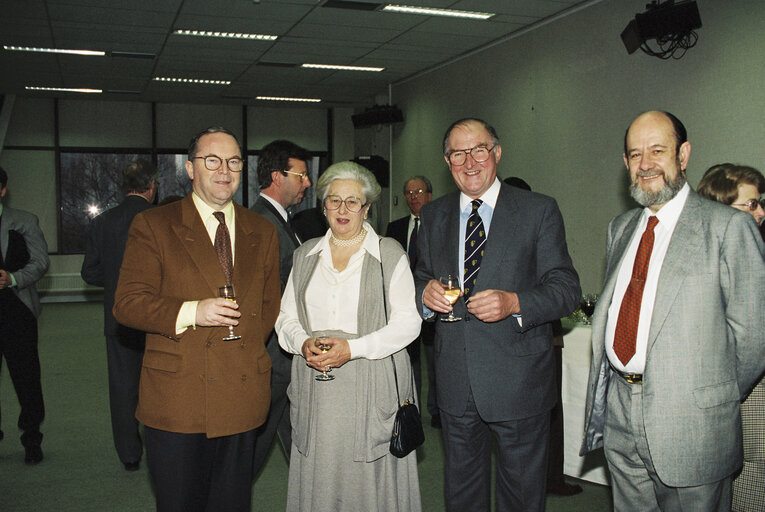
[
  {"left": 439, "top": 275, "right": 462, "bottom": 322},
  {"left": 314, "top": 337, "right": 334, "bottom": 381},
  {"left": 580, "top": 294, "right": 597, "bottom": 325},
  {"left": 218, "top": 285, "right": 242, "bottom": 341}
]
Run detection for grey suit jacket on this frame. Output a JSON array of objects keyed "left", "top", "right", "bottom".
[
  {"left": 581, "top": 189, "right": 765, "bottom": 487},
  {"left": 0, "top": 206, "right": 50, "bottom": 318},
  {"left": 414, "top": 183, "right": 580, "bottom": 422}
]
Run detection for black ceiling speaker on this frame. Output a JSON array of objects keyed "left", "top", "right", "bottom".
[
  {"left": 352, "top": 104, "right": 404, "bottom": 128},
  {"left": 621, "top": 1, "right": 702, "bottom": 59}
]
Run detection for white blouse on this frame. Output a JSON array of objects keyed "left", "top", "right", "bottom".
[{"left": 275, "top": 223, "right": 422, "bottom": 360}]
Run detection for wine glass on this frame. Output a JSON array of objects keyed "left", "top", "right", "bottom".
[
  {"left": 314, "top": 337, "right": 334, "bottom": 381},
  {"left": 579, "top": 294, "right": 597, "bottom": 325},
  {"left": 439, "top": 274, "right": 462, "bottom": 322},
  {"left": 218, "top": 285, "right": 242, "bottom": 341}
]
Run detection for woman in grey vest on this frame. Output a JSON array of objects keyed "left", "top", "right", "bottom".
[{"left": 275, "top": 161, "right": 422, "bottom": 511}]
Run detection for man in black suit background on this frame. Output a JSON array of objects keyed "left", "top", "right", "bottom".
[
  {"left": 0, "top": 165, "right": 50, "bottom": 464},
  {"left": 81, "top": 159, "right": 157, "bottom": 471},
  {"left": 386, "top": 175, "right": 440, "bottom": 427},
  {"left": 250, "top": 139, "right": 311, "bottom": 476},
  {"left": 415, "top": 118, "right": 580, "bottom": 511}
]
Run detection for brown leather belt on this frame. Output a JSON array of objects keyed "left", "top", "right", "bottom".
[{"left": 610, "top": 364, "right": 643, "bottom": 384}]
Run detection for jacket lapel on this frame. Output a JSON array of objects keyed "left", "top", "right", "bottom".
[
  {"left": 430, "top": 194, "right": 461, "bottom": 278},
  {"left": 231, "top": 204, "right": 265, "bottom": 300},
  {"left": 475, "top": 185, "right": 518, "bottom": 291}
]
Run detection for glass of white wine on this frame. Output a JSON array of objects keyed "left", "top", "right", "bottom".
[
  {"left": 314, "top": 336, "right": 335, "bottom": 381},
  {"left": 439, "top": 274, "right": 462, "bottom": 322},
  {"left": 218, "top": 285, "right": 242, "bottom": 341}
]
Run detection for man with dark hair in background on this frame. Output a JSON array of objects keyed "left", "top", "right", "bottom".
[
  {"left": 0, "top": 165, "right": 50, "bottom": 464},
  {"left": 250, "top": 139, "right": 311, "bottom": 476},
  {"left": 581, "top": 111, "right": 765, "bottom": 511},
  {"left": 386, "top": 175, "right": 440, "bottom": 427},
  {"left": 81, "top": 158, "right": 158, "bottom": 471}
]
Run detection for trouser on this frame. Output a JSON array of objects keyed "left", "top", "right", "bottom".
[{"left": 105, "top": 331, "right": 144, "bottom": 464}]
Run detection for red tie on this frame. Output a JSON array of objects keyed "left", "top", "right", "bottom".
[
  {"left": 213, "top": 211, "right": 233, "bottom": 285},
  {"left": 613, "top": 216, "right": 659, "bottom": 365}
]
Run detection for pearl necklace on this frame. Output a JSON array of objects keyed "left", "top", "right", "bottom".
[{"left": 330, "top": 228, "right": 367, "bottom": 247}]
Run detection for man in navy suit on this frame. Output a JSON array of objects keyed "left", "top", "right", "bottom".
[
  {"left": 386, "top": 175, "right": 440, "bottom": 427},
  {"left": 0, "top": 165, "right": 50, "bottom": 464},
  {"left": 250, "top": 139, "right": 312, "bottom": 476},
  {"left": 414, "top": 118, "right": 580, "bottom": 511},
  {"left": 81, "top": 159, "right": 157, "bottom": 471}
]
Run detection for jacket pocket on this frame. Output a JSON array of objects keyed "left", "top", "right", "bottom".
[
  {"left": 142, "top": 349, "right": 181, "bottom": 373},
  {"left": 693, "top": 380, "right": 738, "bottom": 409}
]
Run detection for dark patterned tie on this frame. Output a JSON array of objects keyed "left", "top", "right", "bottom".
[
  {"left": 213, "top": 211, "right": 233, "bottom": 285},
  {"left": 463, "top": 199, "right": 485, "bottom": 299},
  {"left": 408, "top": 217, "right": 419, "bottom": 271},
  {"left": 613, "top": 216, "right": 659, "bottom": 365}
]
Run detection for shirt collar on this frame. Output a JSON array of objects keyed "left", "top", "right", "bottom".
[
  {"left": 259, "top": 193, "right": 289, "bottom": 222},
  {"left": 642, "top": 182, "right": 690, "bottom": 229},
  {"left": 191, "top": 192, "right": 235, "bottom": 224},
  {"left": 459, "top": 177, "right": 501, "bottom": 212}
]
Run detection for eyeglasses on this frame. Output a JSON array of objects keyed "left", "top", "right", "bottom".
[
  {"left": 731, "top": 198, "right": 763, "bottom": 212},
  {"left": 324, "top": 195, "right": 366, "bottom": 213},
  {"left": 446, "top": 144, "right": 496, "bottom": 166},
  {"left": 192, "top": 155, "right": 243, "bottom": 172},
  {"left": 282, "top": 170, "right": 309, "bottom": 182},
  {"left": 405, "top": 189, "right": 427, "bottom": 197}
]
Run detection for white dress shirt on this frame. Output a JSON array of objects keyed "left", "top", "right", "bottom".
[
  {"left": 276, "top": 223, "right": 422, "bottom": 360},
  {"left": 606, "top": 183, "right": 690, "bottom": 373}
]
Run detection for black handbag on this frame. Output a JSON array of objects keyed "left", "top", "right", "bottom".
[
  {"left": 389, "top": 358, "right": 425, "bottom": 458},
  {"left": 378, "top": 238, "right": 425, "bottom": 458}
]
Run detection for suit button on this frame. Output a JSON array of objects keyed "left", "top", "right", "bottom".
[{"left": 241, "top": 375, "right": 247, "bottom": 381}]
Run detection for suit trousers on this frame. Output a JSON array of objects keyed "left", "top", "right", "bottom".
[
  {"left": 547, "top": 345, "right": 565, "bottom": 486},
  {"left": 421, "top": 321, "right": 438, "bottom": 417},
  {"left": 0, "top": 291, "right": 44, "bottom": 447},
  {"left": 604, "top": 373, "right": 732, "bottom": 512},
  {"left": 252, "top": 335, "right": 292, "bottom": 476},
  {"left": 441, "top": 391, "right": 549, "bottom": 512},
  {"left": 105, "top": 332, "right": 144, "bottom": 464},
  {"left": 145, "top": 426, "right": 257, "bottom": 512}
]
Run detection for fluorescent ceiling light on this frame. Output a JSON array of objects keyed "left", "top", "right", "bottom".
[
  {"left": 153, "top": 77, "right": 231, "bottom": 85},
  {"left": 381, "top": 5, "right": 495, "bottom": 20},
  {"left": 256, "top": 96, "right": 321, "bottom": 103},
  {"left": 302, "top": 63, "right": 383, "bottom": 72},
  {"left": 174, "top": 29, "right": 277, "bottom": 41},
  {"left": 4, "top": 45, "right": 105, "bottom": 56},
  {"left": 25, "top": 86, "right": 102, "bottom": 93}
]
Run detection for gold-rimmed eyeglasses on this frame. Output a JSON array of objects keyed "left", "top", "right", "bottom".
[
  {"left": 192, "top": 155, "right": 243, "bottom": 172},
  {"left": 405, "top": 189, "right": 427, "bottom": 196},
  {"left": 446, "top": 144, "right": 496, "bottom": 166},
  {"left": 282, "top": 170, "right": 309, "bottom": 182},
  {"left": 731, "top": 198, "right": 763, "bottom": 212},
  {"left": 324, "top": 195, "right": 366, "bottom": 213}
]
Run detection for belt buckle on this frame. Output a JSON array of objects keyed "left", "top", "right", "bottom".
[{"left": 624, "top": 373, "right": 642, "bottom": 384}]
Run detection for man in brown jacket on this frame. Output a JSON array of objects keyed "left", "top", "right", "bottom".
[{"left": 114, "top": 127, "right": 280, "bottom": 512}]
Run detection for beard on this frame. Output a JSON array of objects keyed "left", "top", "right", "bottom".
[{"left": 630, "top": 166, "right": 686, "bottom": 208}]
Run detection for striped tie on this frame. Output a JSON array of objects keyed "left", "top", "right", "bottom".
[{"left": 463, "top": 199, "right": 485, "bottom": 299}]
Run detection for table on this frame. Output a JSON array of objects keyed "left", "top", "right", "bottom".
[{"left": 561, "top": 320, "right": 611, "bottom": 485}]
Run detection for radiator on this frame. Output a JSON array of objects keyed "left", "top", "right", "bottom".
[{"left": 37, "top": 273, "right": 102, "bottom": 303}]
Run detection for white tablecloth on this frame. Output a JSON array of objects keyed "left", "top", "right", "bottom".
[{"left": 561, "top": 321, "right": 611, "bottom": 485}]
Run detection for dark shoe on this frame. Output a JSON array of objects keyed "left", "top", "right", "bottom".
[
  {"left": 547, "top": 482, "right": 583, "bottom": 496},
  {"left": 24, "top": 445, "right": 43, "bottom": 465},
  {"left": 430, "top": 414, "right": 442, "bottom": 429},
  {"left": 123, "top": 460, "right": 140, "bottom": 471},
  {"left": 0, "top": 429, "right": 4, "bottom": 441}
]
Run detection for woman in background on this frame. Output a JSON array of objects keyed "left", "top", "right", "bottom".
[
  {"left": 698, "top": 163, "right": 765, "bottom": 512},
  {"left": 275, "top": 161, "right": 422, "bottom": 511}
]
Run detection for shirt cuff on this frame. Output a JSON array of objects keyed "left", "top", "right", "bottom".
[
  {"left": 10, "top": 273, "right": 17, "bottom": 287},
  {"left": 176, "top": 300, "right": 199, "bottom": 335}
]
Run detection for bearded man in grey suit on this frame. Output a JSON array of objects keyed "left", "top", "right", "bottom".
[
  {"left": 0, "top": 165, "right": 50, "bottom": 464},
  {"left": 415, "top": 118, "right": 580, "bottom": 511},
  {"left": 250, "top": 139, "right": 312, "bottom": 476},
  {"left": 581, "top": 111, "right": 765, "bottom": 511}
]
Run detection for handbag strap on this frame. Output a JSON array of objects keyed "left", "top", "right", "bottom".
[{"left": 379, "top": 238, "right": 417, "bottom": 407}]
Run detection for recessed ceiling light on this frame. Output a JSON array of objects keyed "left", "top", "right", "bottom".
[
  {"left": 381, "top": 5, "right": 495, "bottom": 20},
  {"left": 25, "top": 86, "right": 102, "bottom": 93},
  {"left": 5, "top": 45, "right": 105, "bottom": 56},
  {"left": 256, "top": 96, "right": 321, "bottom": 103},
  {"left": 153, "top": 77, "right": 231, "bottom": 85},
  {"left": 174, "top": 29, "right": 277, "bottom": 41},
  {"left": 302, "top": 63, "right": 383, "bottom": 72}
]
